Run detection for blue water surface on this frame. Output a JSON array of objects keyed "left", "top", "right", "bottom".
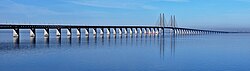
[{"left": 0, "top": 29, "right": 250, "bottom": 71}]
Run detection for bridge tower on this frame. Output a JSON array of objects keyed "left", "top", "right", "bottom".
[
  {"left": 157, "top": 13, "right": 167, "bottom": 35},
  {"left": 170, "top": 15, "right": 176, "bottom": 28},
  {"left": 170, "top": 15, "right": 177, "bottom": 33},
  {"left": 158, "top": 13, "right": 165, "bottom": 27}
]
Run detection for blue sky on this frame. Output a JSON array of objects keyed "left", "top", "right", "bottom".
[{"left": 0, "top": 0, "right": 250, "bottom": 29}]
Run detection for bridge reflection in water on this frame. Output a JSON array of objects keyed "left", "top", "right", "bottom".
[{"left": 6, "top": 30, "right": 181, "bottom": 59}]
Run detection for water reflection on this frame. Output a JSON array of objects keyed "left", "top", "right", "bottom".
[
  {"left": 159, "top": 31, "right": 176, "bottom": 59},
  {"left": 44, "top": 37, "right": 49, "bottom": 47},
  {"left": 56, "top": 36, "right": 61, "bottom": 45},
  {"left": 30, "top": 37, "right": 36, "bottom": 47},
  {"left": 160, "top": 35, "right": 165, "bottom": 59},
  {"left": 85, "top": 37, "right": 89, "bottom": 44},
  {"left": 77, "top": 36, "right": 81, "bottom": 44},
  {"left": 170, "top": 32, "right": 176, "bottom": 56},
  {"left": 8, "top": 33, "right": 177, "bottom": 59},
  {"left": 67, "top": 36, "right": 72, "bottom": 45},
  {"left": 13, "top": 37, "right": 19, "bottom": 48}
]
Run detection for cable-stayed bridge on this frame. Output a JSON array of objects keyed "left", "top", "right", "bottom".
[{"left": 0, "top": 13, "right": 235, "bottom": 38}]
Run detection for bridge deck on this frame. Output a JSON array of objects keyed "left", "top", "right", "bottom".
[
  {"left": 0, "top": 24, "right": 166, "bottom": 29},
  {"left": 0, "top": 24, "right": 232, "bottom": 33}
]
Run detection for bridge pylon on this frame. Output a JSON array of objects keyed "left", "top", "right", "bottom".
[
  {"left": 170, "top": 15, "right": 177, "bottom": 28},
  {"left": 157, "top": 13, "right": 167, "bottom": 34},
  {"left": 169, "top": 15, "right": 177, "bottom": 34},
  {"left": 158, "top": 13, "right": 166, "bottom": 27}
]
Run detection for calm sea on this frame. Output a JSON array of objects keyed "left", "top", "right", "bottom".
[{"left": 0, "top": 29, "right": 250, "bottom": 71}]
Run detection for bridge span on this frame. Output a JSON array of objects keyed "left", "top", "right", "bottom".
[
  {"left": 0, "top": 14, "right": 234, "bottom": 38},
  {"left": 0, "top": 24, "right": 231, "bottom": 38}
]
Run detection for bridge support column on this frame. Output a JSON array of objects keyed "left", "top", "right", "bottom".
[
  {"left": 77, "top": 28, "right": 81, "bottom": 36},
  {"left": 179, "top": 30, "right": 182, "bottom": 34},
  {"left": 44, "top": 28, "right": 49, "bottom": 37},
  {"left": 107, "top": 28, "right": 110, "bottom": 35},
  {"left": 85, "top": 28, "right": 89, "bottom": 36},
  {"left": 187, "top": 30, "right": 190, "bottom": 34},
  {"left": 139, "top": 28, "right": 142, "bottom": 34},
  {"left": 203, "top": 31, "right": 206, "bottom": 34},
  {"left": 191, "top": 30, "right": 194, "bottom": 34},
  {"left": 113, "top": 28, "right": 116, "bottom": 35},
  {"left": 134, "top": 28, "right": 138, "bottom": 34},
  {"left": 124, "top": 28, "right": 127, "bottom": 35},
  {"left": 155, "top": 28, "right": 159, "bottom": 34},
  {"left": 195, "top": 31, "right": 198, "bottom": 34},
  {"left": 118, "top": 28, "right": 122, "bottom": 35},
  {"left": 100, "top": 28, "right": 104, "bottom": 35},
  {"left": 158, "top": 28, "right": 162, "bottom": 34},
  {"left": 129, "top": 28, "right": 133, "bottom": 35},
  {"left": 56, "top": 28, "right": 61, "bottom": 36},
  {"left": 152, "top": 28, "right": 155, "bottom": 34},
  {"left": 93, "top": 28, "right": 97, "bottom": 35},
  {"left": 175, "top": 29, "right": 179, "bottom": 34},
  {"left": 174, "top": 29, "right": 177, "bottom": 34},
  {"left": 189, "top": 30, "right": 192, "bottom": 34},
  {"left": 148, "top": 28, "right": 151, "bottom": 34},
  {"left": 67, "top": 28, "right": 72, "bottom": 36},
  {"left": 181, "top": 30, "right": 185, "bottom": 34},
  {"left": 13, "top": 28, "right": 19, "bottom": 37},
  {"left": 143, "top": 28, "right": 147, "bottom": 34},
  {"left": 30, "top": 28, "right": 36, "bottom": 37},
  {"left": 182, "top": 30, "right": 185, "bottom": 34},
  {"left": 199, "top": 31, "right": 202, "bottom": 34},
  {"left": 185, "top": 30, "right": 188, "bottom": 34}
]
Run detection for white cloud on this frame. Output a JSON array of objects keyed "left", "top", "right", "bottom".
[
  {"left": 66, "top": 0, "right": 158, "bottom": 10},
  {"left": 0, "top": 0, "right": 63, "bottom": 16}
]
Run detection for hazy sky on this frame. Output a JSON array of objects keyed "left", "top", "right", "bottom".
[{"left": 0, "top": 0, "right": 249, "bottom": 29}]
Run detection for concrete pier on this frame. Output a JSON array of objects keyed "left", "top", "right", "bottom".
[
  {"left": 129, "top": 28, "right": 133, "bottom": 35},
  {"left": 30, "top": 28, "right": 36, "bottom": 37},
  {"left": 139, "top": 28, "right": 142, "bottom": 34},
  {"left": 134, "top": 28, "right": 138, "bottom": 34},
  {"left": 93, "top": 28, "right": 97, "bottom": 35},
  {"left": 113, "top": 28, "right": 116, "bottom": 35},
  {"left": 107, "top": 28, "right": 110, "bottom": 35},
  {"left": 100, "top": 28, "right": 104, "bottom": 35},
  {"left": 44, "top": 28, "right": 49, "bottom": 37},
  {"left": 143, "top": 28, "right": 147, "bottom": 34},
  {"left": 124, "top": 28, "right": 128, "bottom": 35},
  {"left": 77, "top": 28, "right": 81, "bottom": 36},
  {"left": 56, "top": 28, "right": 61, "bottom": 36},
  {"left": 118, "top": 28, "right": 122, "bottom": 35},
  {"left": 67, "top": 28, "right": 72, "bottom": 36},
  {"left": 85, "top": 28, "right": 89, "bottom": 36},
  {"left": 13, "top": 28, "right": 19, "bottom": 37}
]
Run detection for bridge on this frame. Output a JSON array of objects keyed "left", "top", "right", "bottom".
[{"left": 0, "top": 13, "right": 234, "bottom": 38}]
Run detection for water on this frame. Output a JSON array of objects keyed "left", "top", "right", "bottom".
[{"left": 0, "top": 29, "right": 250, "bottom": 71}]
